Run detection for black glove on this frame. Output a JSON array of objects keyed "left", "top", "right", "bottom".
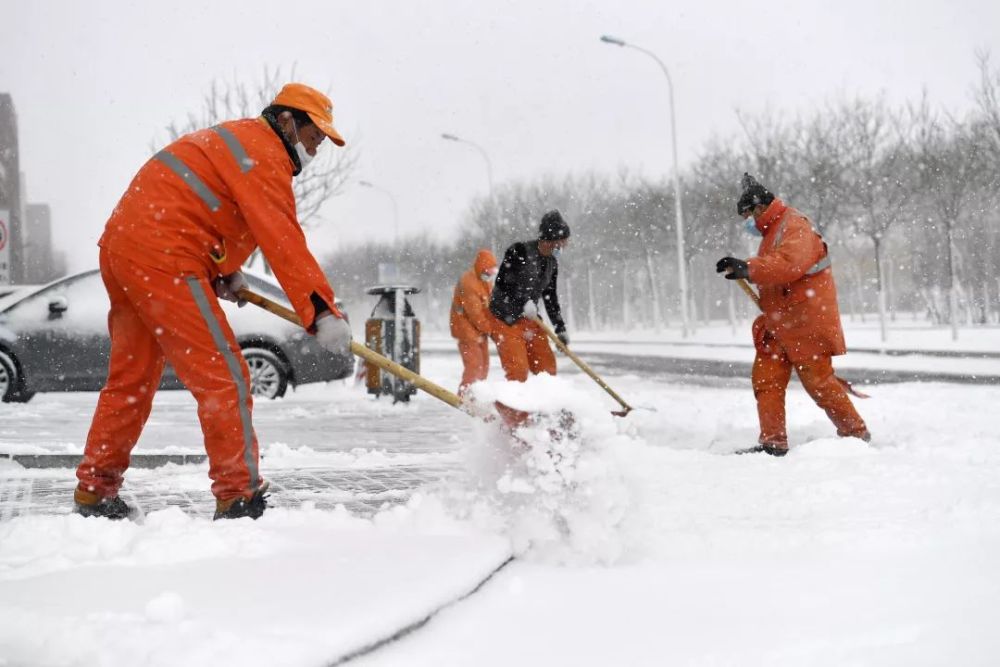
[
  {"left": 715, "top": 257, "right": 749, "bottom": 281},
  {"left": 555, "top": 327, "right": 569, "bottom": 347}
]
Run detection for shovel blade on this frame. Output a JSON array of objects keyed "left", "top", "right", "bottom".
[{"left": 494, "top": 401, "right": 579, "bottom": 443}]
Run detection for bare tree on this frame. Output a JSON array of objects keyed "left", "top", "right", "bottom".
[
  {"left": 974, "top": 50, "right": 1000, "bottom": 170},
  {"left": 840, "top": 96, "right": 915, "bottom": 341},
  {"left": 910, "top": 97, "right": 989, "bottom": 339},
  {"left": 793, "top": 109, "right": 852, "bottom": 236}
]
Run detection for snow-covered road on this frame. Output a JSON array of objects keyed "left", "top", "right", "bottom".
[{"left": 2, "top": 350, "right": 999, "bottom": 665}]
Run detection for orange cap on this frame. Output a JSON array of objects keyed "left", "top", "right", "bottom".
[{"left": 271, "top": 83, "right": 346, "bottom": 147}]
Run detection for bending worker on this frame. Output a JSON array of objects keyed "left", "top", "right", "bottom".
[
  {"left": 716, "top": 173, "right": 870, "bottom": 456},
  {"left": 489, "top": 210, "right": 571, "bottom": 424},
  {"left": 74, "top": 83, "right": 352, "bottom": 520},
  {"left": 450, "top": 249, "right": 499, "bottom": 394}
]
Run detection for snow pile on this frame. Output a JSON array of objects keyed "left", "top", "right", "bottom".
[{"left": 439, "top": 374, "right": 634, "bottom": 565}]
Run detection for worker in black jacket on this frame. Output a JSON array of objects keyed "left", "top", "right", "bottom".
[{"left": 489, "top": 210, "right": 571, "bottom": 383}]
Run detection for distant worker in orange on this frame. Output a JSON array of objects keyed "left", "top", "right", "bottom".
[
  {"left": 489, "top": 210, "right": 571, "bottom": 385},
  {"left": 716, "top": 173, "right": 870, "bottom": 456},
  {"left": 75, "top": 83, "right": 352, "bottom": 519},
  {"left": 450, "top": 249, "right": 499, "bottom": 395}
]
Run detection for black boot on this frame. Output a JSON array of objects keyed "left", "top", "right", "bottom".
[
  {"left": 214, "top": 483, "right": 270, "bottom": 520},
  {"left": 74, "top": 487, "right": 136, "bottom": 520},
  {"left": 734, "top": 444, "right": 788, "bottom": 457}
]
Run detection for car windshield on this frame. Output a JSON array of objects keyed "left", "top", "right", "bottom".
[{"left": 0, "top": 271, "right": 108, "bottom": 332}]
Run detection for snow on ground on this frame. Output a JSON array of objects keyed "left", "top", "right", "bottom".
[{"left": 2, "top": 344, "right": 999, "bottom": 665}]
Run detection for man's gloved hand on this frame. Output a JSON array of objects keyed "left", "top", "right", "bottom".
[
  {"left": 214, "top": 271, "right": 248, "bottom": 306},
  {"left": 555, "top": 327, "right": 570, "bottom": 347},
  {"left": 715, "top": 257, "right": 750, "bottom": 281},
  {"left": 522, "top": 300, "right": 539, "bottom": 320},
  {"left": 315, "top": 313, "right": 352, "bottom": 357}
]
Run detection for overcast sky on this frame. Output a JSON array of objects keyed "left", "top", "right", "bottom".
[{"left": 5, "top": 0, "right": 999, "bottom": 271}]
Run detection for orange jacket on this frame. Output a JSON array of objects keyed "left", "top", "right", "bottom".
[
  {"left": 99, "top": 117, "right": 339, "bottom": 331},
  {"left": 450, "top": 250, "right": 498, "bottom": 341},
  {"left": 747, "top": 199, "right": 846, "bottom": 363}
]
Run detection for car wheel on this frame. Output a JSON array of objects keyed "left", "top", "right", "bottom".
[
  {"left": 0, "top": 350, "right": 34, "bottom": 403},
  {"left": 243, "top": 347, "right": 289, "bottom": 400}
]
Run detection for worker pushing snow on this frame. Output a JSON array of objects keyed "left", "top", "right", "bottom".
[
  {"left": 716, "top": 173, "right": 871, "bottom": 456},
  {"left": 488, "top": 210, "right": 571, "bottom": 428},
  {"left": 74, "top": 83, "right": 352, "bottom": 521}
]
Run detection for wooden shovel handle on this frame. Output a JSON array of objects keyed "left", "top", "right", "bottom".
[
  {"left": 534, "top": 318, "right": 633, "bottom": 415},
  {"left": 236, "top": 288, "right": 464, "bottom": 411},
  {"left": 736, "top": 278, "right": 761, "bottom": 310}
]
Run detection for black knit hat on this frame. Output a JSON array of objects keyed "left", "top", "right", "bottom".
[
  {"left": 736, "top": 173, "right": 774, "bottom": 215},
  {"left": 539, "top": 209, "right": 571, "bottom": 241}
]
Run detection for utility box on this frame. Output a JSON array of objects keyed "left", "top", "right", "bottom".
[{"left": 363, "top": 285, "right": 421, "bottom": 403}]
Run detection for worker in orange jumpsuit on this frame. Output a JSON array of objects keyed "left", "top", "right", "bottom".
[
  {"left": 74, "top": 83, "right": 352, "bottom": 519},
  {"left": 716, "top": 174, "right": 870, "bottom": 456},
  {"left": 450, "top": 249, "right": 499, "bottom": 395}
]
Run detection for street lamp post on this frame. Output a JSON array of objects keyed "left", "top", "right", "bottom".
[
  {"left": 358, "top": 180, "right": 400, "bottom": 244},
  {"left": 441, "top": 133, "right": 499, "bottom": 251},
  {"left": 600, "top": 34, "right": 690, "bottom": 337}
]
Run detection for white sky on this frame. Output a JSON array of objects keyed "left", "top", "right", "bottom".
[{"left": 5, "top": 0, "right": 999, "bottom": 271}]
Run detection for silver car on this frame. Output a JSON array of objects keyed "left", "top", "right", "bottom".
[{"left": 0, "top": 269, "right": 352, "bottom": 402}]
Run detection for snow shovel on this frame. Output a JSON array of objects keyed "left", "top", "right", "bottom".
[
  {"left": 733, "top": 278, "right": 869, "bottom": 399},
  {"left": 534, "top": 318, "right": 637, "bottom": 417},
  {"left": 238, "top": 289, "right": 581, "bottom": 439},
  {"left": 236, "top": 288, "right": 473, "bottom": 414}
]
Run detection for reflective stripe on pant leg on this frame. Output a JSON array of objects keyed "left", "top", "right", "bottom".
[{"left": 185, "top": 276, "right": 258, "bottom": 490}]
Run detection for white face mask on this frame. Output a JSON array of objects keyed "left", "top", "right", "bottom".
[
  {"left": 552, "top": 247, "right": 563, "bottom": 258},
  {"left": 292, "top": 121, "right": 315, "bottom": 169},
  {"left": 743, "top": 217, "right": 762, "bottom": 237}
]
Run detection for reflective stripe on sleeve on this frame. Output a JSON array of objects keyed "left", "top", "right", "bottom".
[
  {"left": 805, "top": 255, "right": 832, "bottom": 275},
  {"left": 211, "top": 125, "right": 255, "bottom": 173},
  {"left": 154, "top": 151, "right": 221, "bottom": 212}
]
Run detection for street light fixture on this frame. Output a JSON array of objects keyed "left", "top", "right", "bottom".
[
  {"left": 600, "top": 34, "right": 690, "bottom": 337},
  {"left": 440, "top": 133, "right": 494, "bottom": 197},
  {"left": 440, "top": 132, "right": 499, "bottom": 251},
  {"left": 358, "top": 180, "right": 400, "bottom": 244}
]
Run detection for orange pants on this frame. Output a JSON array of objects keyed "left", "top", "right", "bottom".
[
  {"left": 491, "top": 318, "right": 556, "bottom": 382},
  {"left": 489, "top": 319, "right": 556, "bottom": 430},
  {"left": 752, "top": 345, "right": 869, "bottom": 448},
  {"left": 76, "top": 248, "right": 263, "bottom": 502},
  {"left": 456, "top": 336, "right": 490, "bottom": 394}
]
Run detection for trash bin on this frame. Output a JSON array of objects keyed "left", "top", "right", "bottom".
[{"left": 363, "top": 285, "right": 421, "bottom": 403}]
